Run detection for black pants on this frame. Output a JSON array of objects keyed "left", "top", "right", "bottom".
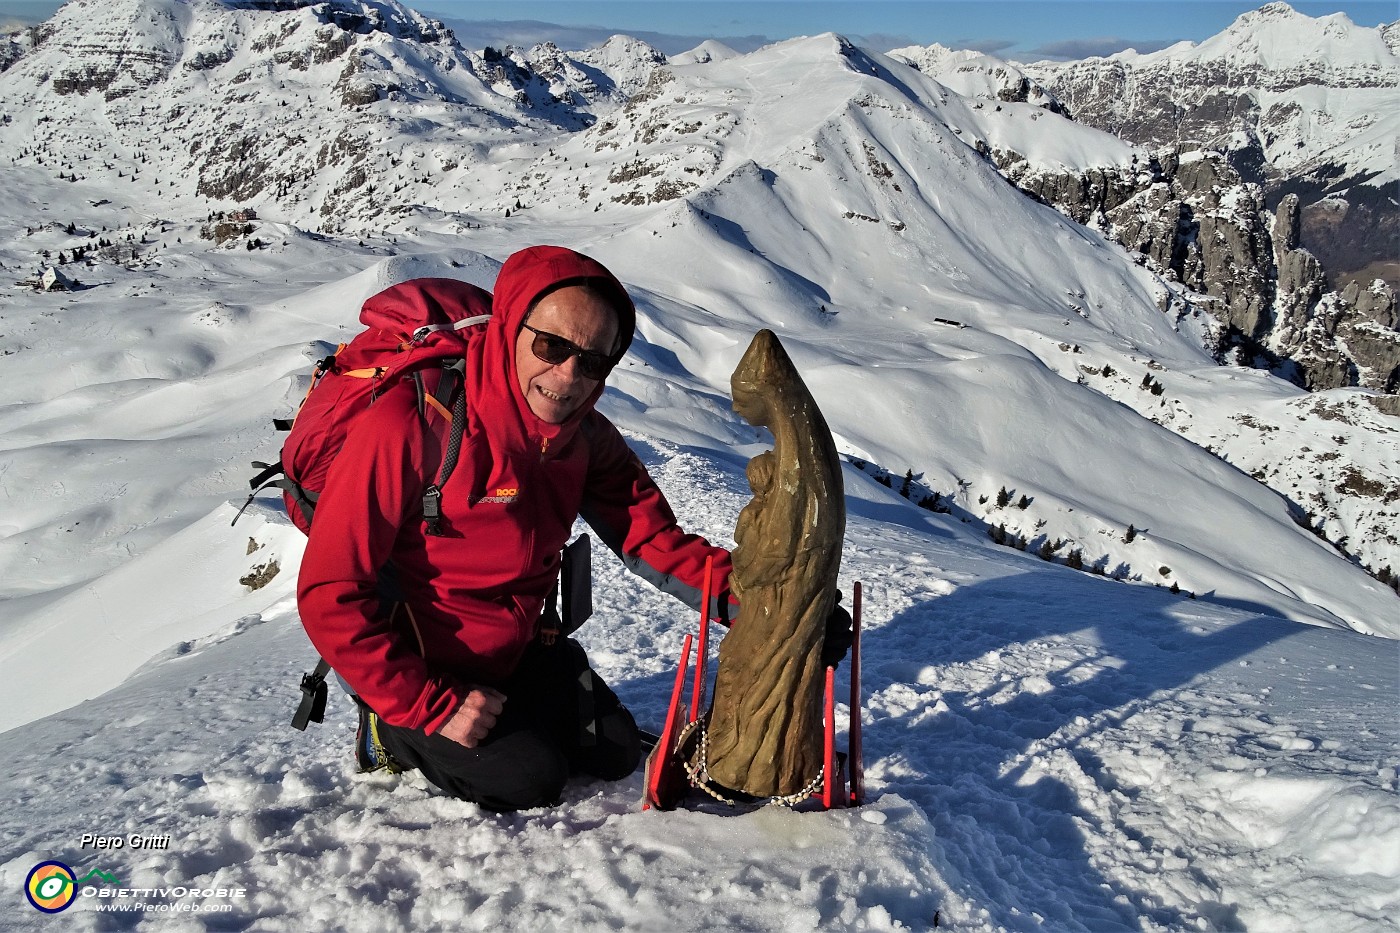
[{"left": 376, "top": 639, "right": 642, "bottom": 812}]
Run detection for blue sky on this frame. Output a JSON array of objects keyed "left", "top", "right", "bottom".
[
  {"left": 1, "top": 1, "right": 1394, "bottom": 59},
  {"left": 412, "top": 1, "right": 1396, "bottom": 57}
]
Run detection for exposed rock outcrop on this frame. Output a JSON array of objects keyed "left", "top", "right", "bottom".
[{"left": 997, "top": 147, "right": 1399, "bottom": 394}]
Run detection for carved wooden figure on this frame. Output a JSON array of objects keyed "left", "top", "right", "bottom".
[{"left": 701, "top": 329, "right": 846, "bottom": 797}]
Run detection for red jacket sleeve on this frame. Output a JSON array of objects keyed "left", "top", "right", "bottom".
[
  {"left": 578, "top": 415, "right": 735, "bottom": 623},
  {"left": 296, "top": 385, "right": 468, "bottom": 733}
]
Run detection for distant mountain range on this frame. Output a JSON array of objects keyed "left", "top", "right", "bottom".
[
  {"left": 894, "top": 2, "right": 1398, "bottom": 281},
  {"left": 889, "top": 2, "right": 1399, "bottom": 396}
]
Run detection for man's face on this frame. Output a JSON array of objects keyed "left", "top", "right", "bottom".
[{"left": 515, "top": 286, "right": 620, "bottom": 424}]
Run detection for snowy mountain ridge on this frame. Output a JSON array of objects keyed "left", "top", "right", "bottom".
[
  {"left": 7, "top": 0, "right": 1397, "bottom": 600},
  {"left": 1, "top": 0, "right": 1395, "bottom": 636}
]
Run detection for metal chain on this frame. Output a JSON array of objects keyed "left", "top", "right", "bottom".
[{"left": 676, "top": 719, "right": 824, "bottom": 808}]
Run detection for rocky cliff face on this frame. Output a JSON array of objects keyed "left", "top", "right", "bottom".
[
  {"left": 997, "top": 146, "right": 1398, "bottom": 393},
  {"left": 1020, "top": 2, "right": 1400, "bottom": 296}
]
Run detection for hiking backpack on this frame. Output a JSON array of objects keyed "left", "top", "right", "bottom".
[
  {"left": 238, "top": 277, "right": 493, "bottom": 536},
  {"left": 236, "top": 278, "right": 492, "bottom": 730}
]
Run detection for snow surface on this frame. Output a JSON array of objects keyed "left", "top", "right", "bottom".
[
  {"left": 1, "top": 429, "right": 1396, "bottom": 931},
  {"left": 0, "top": 238, "right": 1395, "bottom": 931},
  {"left": 0, "top": 2, "right": 1397, "bottom": 929}
]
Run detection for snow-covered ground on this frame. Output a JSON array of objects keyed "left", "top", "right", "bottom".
[
  {"left": 0, "top": 237, "right": 1395, "bottom": 931},
  {"left": 1, "top": 442, "right": 1395, "bottom": 931},
  {"left": 1, "top": 3, "right": 1397, "bottom": 928}
]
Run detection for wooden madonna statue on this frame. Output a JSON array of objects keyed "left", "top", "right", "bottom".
[{"left": 696, "top": 328, "right": 847, "bottom": 798}]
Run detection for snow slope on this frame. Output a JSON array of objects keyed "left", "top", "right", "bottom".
[{"left": 0, "top": 426, "right": 1395, "bottom": 931}]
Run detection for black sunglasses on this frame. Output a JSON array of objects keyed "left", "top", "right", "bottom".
[{"left": 522, "top": 324, "right": 617, "bottom": 380}]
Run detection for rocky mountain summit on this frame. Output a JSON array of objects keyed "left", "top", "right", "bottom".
[{"left": 1018, "top": 2, "right": 1397, "bottom": 294}]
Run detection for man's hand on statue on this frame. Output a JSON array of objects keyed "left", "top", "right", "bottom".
[
  {"left": 821, "top": 601, "right": 854, "bottom": 668},
  {"left": 439, "top": 686, "right": 507, "bottom": 748}
]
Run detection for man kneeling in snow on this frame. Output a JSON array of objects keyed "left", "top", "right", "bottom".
[{"left": 298, "top": 246, "right": 735, "bottom": 811}]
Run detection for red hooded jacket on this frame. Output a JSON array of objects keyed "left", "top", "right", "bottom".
[{"left": 297, "top": 247, "right": 732, "bottom": 734}]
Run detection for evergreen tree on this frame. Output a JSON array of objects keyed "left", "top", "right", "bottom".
[
  {"left": 1067, "top": 549, "right": 1084, "bottom": 570},
  {"left": 899, "top": 469, "right": 913, "bottom": 498},
  {"left": 996, "top": 486, "right": 1011, "bottom": 508},
  {"left": 1123, "top": 524, "right": 1137, "bottom": 543}
]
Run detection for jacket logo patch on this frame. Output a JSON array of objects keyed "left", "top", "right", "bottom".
[{"left": 475, "top": 487, "right": 520, "bottom": 504}]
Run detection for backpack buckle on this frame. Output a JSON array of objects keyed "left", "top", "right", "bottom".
[
  {"left": 291, "top": 667, "right": 329, "bottom": 731},
  {"left": 422, "top": 484, "right": 444, "bottom": 535}
]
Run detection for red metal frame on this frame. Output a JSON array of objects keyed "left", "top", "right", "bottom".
[
  {"left": 642, "top": 633, "right": 692, "bottom": 811},
  {"left": 645, "top": 574, "right": 866, "bottom": 813},
  {"left": 849, "top": 581, "right": 864, "bottom": 806},
  {"left": 688, "top": 557, "right": 714, "bottom": 724}
]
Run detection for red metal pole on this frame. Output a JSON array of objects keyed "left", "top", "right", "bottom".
[
  {"left": 644, "top": 634, "right": 693, "bottom": 811},
  {"left": 822, "top": 664, "right": 839, "bottom": 809},
  {"left": 849, "top": 581, "right": 864, "bottom": 806},
  {"left": 688, "top": 556, "right": 714, "bottom": 724}
]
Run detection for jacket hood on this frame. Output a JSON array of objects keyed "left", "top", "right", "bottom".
[
  {"left": 480, "top": 246, "right": 634, "bottom": 436},
  {"left": 463, "top": 247, "right": 634, "bottom": 494},
  {"left": 492, "top": 245, "right": 635, "bottom": 360}
]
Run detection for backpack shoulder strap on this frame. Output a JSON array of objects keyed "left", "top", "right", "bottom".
[{"left": 413, "top": 358, "right": 468, "bottom": 536}]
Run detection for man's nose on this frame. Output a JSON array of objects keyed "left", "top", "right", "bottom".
[{"left": 555, "top": 352, "right": 585, "bottom": 380}]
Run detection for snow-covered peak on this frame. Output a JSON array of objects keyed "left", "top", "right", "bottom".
[
  {"left": 885, "top": 42, "right": 974, "bottom": 75},
  {"left": 1019, "top": 3, "right": 1399, "bottom": 191},
  {"left": 889, "top": 46, "right": 1068, "bottom": 115},
  {"left": 591, "top": 33, "right": 668, "bottom": 64},
  {"left": 570, "top": 33, "right": 668, "bottom": 100},
  {"left": 1131, "top": 1, "right": 1395, "bottom": 70},
  {"left": 221, "top": 0, "right": 453, "bottom": 42},
  {"left": 672, "top": 39, "right": 740, "bottom": 65}
]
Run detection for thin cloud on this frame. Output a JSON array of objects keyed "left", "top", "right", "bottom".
[
  {"left": 435, "top": 17, "right": 770, "bottom": 55},
  {"left": 1021, "top": 36, "right": 1182, "bottom": 61},
  {"left": 1, "top": 1, "right": 59, "bottom": 30},
  {"left": 954, "top": 38, "right": 1020, "bottom": 56}
]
